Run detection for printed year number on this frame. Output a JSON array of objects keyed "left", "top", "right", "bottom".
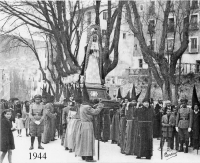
[{"left": 29, "top": 152, "right": 47, "bottom": 159}]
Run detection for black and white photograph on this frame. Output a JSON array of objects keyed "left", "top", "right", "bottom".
[{"left": 0, "top": 0, "right": 200, "bottom": 163}]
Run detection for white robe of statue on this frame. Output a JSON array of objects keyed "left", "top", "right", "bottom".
[{"left": 85, "top": 50, "right": 101, "bottom": 84}]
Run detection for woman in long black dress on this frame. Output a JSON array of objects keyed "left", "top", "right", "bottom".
[{"left": 0, "top": 109, "right": 15, "bottom": 163}]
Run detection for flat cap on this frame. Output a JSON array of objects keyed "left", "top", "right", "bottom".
[
  {"left": 34, "top": 94, "right": 42, "bottom": 99},
  {"left": 180, "top": 99, "right": 188, "bottom": 103}
]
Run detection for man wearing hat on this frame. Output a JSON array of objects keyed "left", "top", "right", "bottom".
[
  {"left": 29, "top": 95, "right": 45, "bottom": 150},
  {"left": 134, "top": 97, "right": 154, "bottom": 159},
  {"left": 176, "top": 99, "right": 193, "bottom": 153},
  {"left": 163, "top": 100, "right": 174, "bottom": 115},
  {"left": 154, "top": 100, "right": 163, "bottom": 139}
]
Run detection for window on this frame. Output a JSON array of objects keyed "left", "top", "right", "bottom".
[
  {"left": 189, "top": 37, "right": 198, "bottom": 53},
  {"left": 125, "top": 13, "right": 128, "bottom": 20},
  {"left": 149, "top": 39, "right": 155, "bottom": 51},
  {"left": 148, "top": 19, "right": 155, "bottom": 33},
  {"left": 139, "top": 59, "right": 143, "bottom": 68},
  {"left": 196, "top": 60, "right": 200, "bottom": 73},
  {"left": 134, "top": 44, "right": 137, "bottom": 50},
  {"left": 44, "top": 61, "right": 47, "bottom": 70},
  {"left": 168, "top": 17, "right": 174, "bottom": 32},
  {"left": 190, "top": 14, "right": 199, "bottom": 30},
  {"left": 123, "top": 33, "right": 126, "bottom": 39},
  {"left": 102, "top": 30, "right": 107, "bottom": 43},
  {"left": 140, "top": 4, "right": 144, "bottom": 11},
  {"left": 103, "top": 12, "right": 108, "bottom": 20},
  {"left": 191, "top": 38, "right": 197, "bottom": 49},
  {"left": 93, "top": 35, "right": 97, "bottom": 42},
  {"left": 87, "top": 12, "right": 91, "bottom": 25},
  {"left": 191, "top": 0, "right": 199, "bottom": 9},
  {"left": 167, "top": 38, "right": 174, "bottom": 51},
  {"left": 149, "top": 1, "right": 155, "bottom": 15},
  {"left": 102, "top": 30, "right": 107, "bottom": 36}
]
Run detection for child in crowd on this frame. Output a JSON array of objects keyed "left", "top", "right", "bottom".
[
  {"left": 15, "top": 113, "right": 24, "bottom": 137},
  {"left": 161, "top": 108, "right": 176, "bottom": 151},
  {"left": 0, "top": 109, "right": 15, "bottom": 163}
]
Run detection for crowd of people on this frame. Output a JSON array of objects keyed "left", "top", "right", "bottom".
[
  {"left": 0, "top": 82, "right": 200, "bottom": 163},
  {"left": 0, "top": 94, "right": 59, "bottom": 163}
]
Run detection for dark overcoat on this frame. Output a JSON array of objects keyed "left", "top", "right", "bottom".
[
  {"left": 0, "top": 118, "right": 15, "bottom": 152},
  {"left": 134, "top": 105, "right": 154, "bottom": 158},
  {"left": 161, "top": 114, "right": 176, "bottom": 138},
  {"left": 192, "top": 111, "right": 200, "bottom": 139}
]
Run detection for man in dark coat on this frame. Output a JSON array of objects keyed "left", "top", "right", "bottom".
[
  {"left": 191, "top": 103, "right": 200, "bottom": 150},
  {"left": 123, "top": 100, "right": 137, "bottom": 155},
  {"left": 153, "top": 100, "right": 162, "bottom": 139},
  {"left": 134, "top": 99, "right": 154, "bottom": 159},
  {"left": 176, "top": 99, "right": 193, "bottom": 153}
]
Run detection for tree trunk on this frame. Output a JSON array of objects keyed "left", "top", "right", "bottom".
[
  {"left": 162, "top": 79, "right": 172, "bottom": 101},
  {"left": 55, "top": 83, "right": 63, "bottom": 102},
  {"left": 174, "top": 83, "right": 179, "bottom": 105},
  {"left": 143, "top": 68, "right": 152, "bottom": 100}
]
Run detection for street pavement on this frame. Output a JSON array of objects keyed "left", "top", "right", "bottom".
[{"left": 1, "top": 130, "right": 200, "bottom": 163}]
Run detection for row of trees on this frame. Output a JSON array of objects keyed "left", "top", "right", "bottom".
[{"left": 0, "top": 0, "right": 196, "bottom": 103}]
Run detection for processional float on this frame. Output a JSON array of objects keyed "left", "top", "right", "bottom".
[{"left": 82, "top": 25, "right": 119, "bottom": 160}]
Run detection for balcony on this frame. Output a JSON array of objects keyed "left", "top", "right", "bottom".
[
  {"left": 189, "top": 23, "right": 199, "bottom": 30},
  {"left": 176, "top": 63, "right": 200, "bottom": 75}
]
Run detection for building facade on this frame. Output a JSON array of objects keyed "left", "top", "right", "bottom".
[
  {"left": 0, "top": 35, "right": 49, "bottom": 101},
  {"left": 74, "top": 1, "right": 200, "bottom": 99}
]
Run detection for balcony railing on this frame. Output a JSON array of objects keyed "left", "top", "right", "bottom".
[
  {"left": 168, "top": 25, "right": 174, "bottom": 33},
  {"left": 189, "top": 23, "right": 199, "bottom": 30},
  {"left": 125, "top": 68, "right": 149, "bottom": 76},
  {"left": 176, "top": 63, "right": 200, "bottom": 75},
  {"left": 189, "top": 45, "right": 199, "bottom": 54}
]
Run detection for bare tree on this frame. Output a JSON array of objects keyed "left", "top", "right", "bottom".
[
  {"left": 126, "top": 0, "right": 191, "bottom": 103},
  {"left": 0, "top": 1, "right": 87, "bottom": 76},
  {"left": 94, "top": 1, "right": 124, "bottom": 83},
  {"left": 0, "top": 1, "right": 89, "bottom": 100}
]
